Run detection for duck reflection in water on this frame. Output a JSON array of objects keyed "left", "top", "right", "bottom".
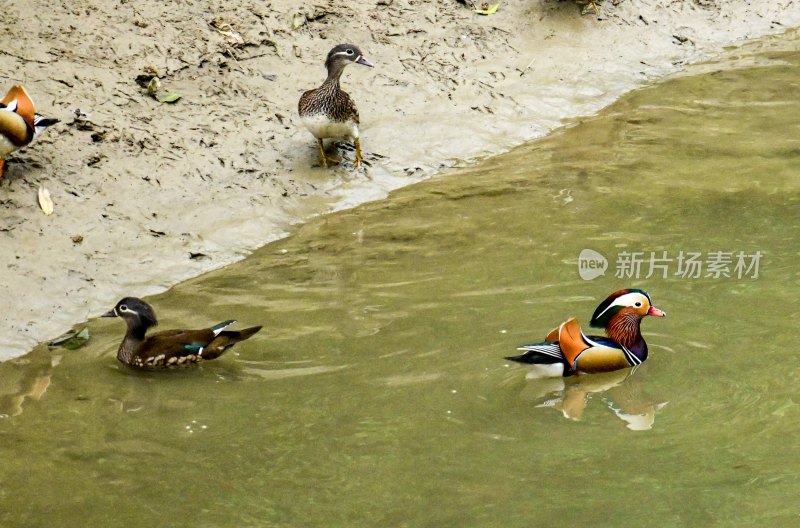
[
  {"left": 0, "top": 349, "right": 58, "bottom": 418},
  {"left": 516, "top": 366, "right": 668, "bottom": 430}
]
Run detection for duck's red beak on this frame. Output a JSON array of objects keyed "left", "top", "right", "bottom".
[{"left": 647, "top": 305, "right": 666, "bottom": 317}]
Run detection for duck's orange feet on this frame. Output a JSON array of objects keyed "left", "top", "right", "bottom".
[
  {"left": 354, "top": 138, "right": 363, "bottom": 168},
  {"left": 316, "top": 138, "right": 328, "bottom": 168}
]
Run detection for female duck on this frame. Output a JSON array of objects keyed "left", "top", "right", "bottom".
[
  {"left": 298, "top": 44, "right": 373, "bottom": 168},
  {"left": 102, "top": 297, "right": 261, "bottom": 369},
  {"left": 506, "top": 289, "right": 665, "bottom": 377}
]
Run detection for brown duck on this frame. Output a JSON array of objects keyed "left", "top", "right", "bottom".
[
  {"left": 298, "top": 43, "right": 373, "bottom": 168},
  {"left": 102, "top": 297, "right": 261, "bottom": 368}
]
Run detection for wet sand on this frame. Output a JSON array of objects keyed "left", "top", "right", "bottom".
[{"left": 1, "top": 0, "right": 799, "bottom": 357}]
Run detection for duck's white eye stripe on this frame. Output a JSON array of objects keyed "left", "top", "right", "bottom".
[{"left": 595, "top": 293, "right": 648, "bottom": 319}]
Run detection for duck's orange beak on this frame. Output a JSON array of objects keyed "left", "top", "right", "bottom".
[{"left": 647, "top": 305, "right": 666, "bottom": 317}]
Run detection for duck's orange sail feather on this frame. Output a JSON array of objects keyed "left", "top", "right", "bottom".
[
  {"left": 557, "top": 318, "right": 587, "bottom": 368},
  {"left": 1, "top": 85, "right": 36, "bottom": 129}
]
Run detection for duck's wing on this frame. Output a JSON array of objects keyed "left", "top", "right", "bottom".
[
  {"left": 507, "top": 321, "right": 572, "bottom": 365},
  {"left": 139, "top": 329, "right": 214, "bottom": 364},
  {"left": 202, "top": 325, "right": 262, "bottom": 360},
  {"left": 556, "top": 318, "right": 587, "bottom": 368},
  {"left": 572, "top": 333, "right": 638, "bottom": 373},
  {"left": 1, "top": 86, "right": 35, "bottom": 129},
  {"left": 0, "top": 105, "right": 32, "bottom": 147},
  {"left": 138, "top": 321, "right": 237, "bottom": 367}
]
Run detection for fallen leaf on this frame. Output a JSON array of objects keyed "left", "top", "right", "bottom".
[
  {"left": 38, "top": 186, "right": 54, "bottom": 215},
  {"left": 146, "top": 77, "right": 161, "bottom": 98},
  {"left": 474, "top": 3, "right": 500, "bottom": 15},
  {"left": 219, "top": 28, "right": 244, "bottom": 46},
  {"left": 134, "top": 71, "right": 158, "bottom": 89},
  {"left": 49, "top": 328, "right": 90, "bottom": 350},
  {"left": 71, "top": 234, "right": 84, "bottom": 244},
  {"left": 158, "top": 92, "right": 182, "bottom": 104},
  {"left": 292, "top": 12, "right": 307, "bottom": 29}
]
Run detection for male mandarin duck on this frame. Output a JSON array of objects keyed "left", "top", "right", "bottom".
[
  {"left": 298, "top": 44, "right": 373, "bottom": 168},
  {"left": 0, "top": 85, "right": 59, "bottom": 182},
  {"left": 506, "top": 289, "right": 665, "bottom": 377},
  {"left": 102, "top": 297, "right": 262, "bottom": 369}
]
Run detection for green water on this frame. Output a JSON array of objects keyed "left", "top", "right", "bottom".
[{"left": 3, "top": 35, "right": 800, "bottom": 527}]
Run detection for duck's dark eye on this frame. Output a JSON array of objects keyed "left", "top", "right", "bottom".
[
  {"left": 119, "top": 305, "right": 128, "bottom": 312},
  {"left": 634, "top": 302, "right": 642, "bottom": 307},
  {"left": 346, "top": 49, "right": 354, "bottom": 55}
]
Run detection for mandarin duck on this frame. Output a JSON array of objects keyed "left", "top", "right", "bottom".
[
  {"left": 0, "top": 85, "right": 59, "bottom": 182},
  {"left": 506, "top": 289, "right": 665, "bottom": 377},
  {"left": 298, "top": 44, "right": 373, "bottom": 168},
  {"left": 102, "top": 297, "right": 262, "bottom": 369}
]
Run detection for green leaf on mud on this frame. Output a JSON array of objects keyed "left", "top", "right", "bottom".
[
  {"left": 292, "top": 12, "right": 306, "bottom": 30},
  {"left": 49, "top": 328, "right": 90, "bottom": 350},
  {"left": 158, "top": 92, "right": 183, "bottom": 104}
]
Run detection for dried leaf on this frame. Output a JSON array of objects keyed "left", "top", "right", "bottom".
[
  {"left": 474, "top": 3, "right": 500, "bottom": 15},
  {"left": 292, "top": 12, "right": 307, "bottom": 30},
  {"left": 220, "top": 28, "right": 244, "bottom": 46},
  {"left": 49, "top": 328, "right": 90, "bottom": 350},
  {"left": 38, "top": 186, "right": 54, "bottom": 215},
  {"left": 146, "top": 77, "right": 161, "bottom": 98},
  {"left": 158, "top": 92, "right": 182, "bottom": 104}
]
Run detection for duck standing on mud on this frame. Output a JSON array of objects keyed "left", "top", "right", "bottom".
[
  {"left": 0, "top": 85, "right": 58, "bottom": 182},
  {"left": 298, "top": 44, "right": 374, "bottom": 168}
]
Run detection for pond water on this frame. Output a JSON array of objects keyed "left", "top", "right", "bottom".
[{"left": 2, "top": 33, "right": 800, "bottom": 527}]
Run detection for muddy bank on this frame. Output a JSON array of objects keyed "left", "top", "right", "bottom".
[{"left": 1, "top": 0, "right": 799, "bottom": 358}]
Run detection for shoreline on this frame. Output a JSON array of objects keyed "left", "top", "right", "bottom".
[{"left": 2, "top": 0, "right": 800, "bottom": 358}]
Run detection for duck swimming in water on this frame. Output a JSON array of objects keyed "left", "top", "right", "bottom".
[{"left": 506, "top": 289, "right": 665, "bottom": 377}]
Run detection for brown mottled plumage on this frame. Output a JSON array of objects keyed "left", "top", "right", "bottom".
[
  {"left": 298, "top": 44, "right": 373, "bottom": 168},
  {"left": 102, "top": 297, "right": 261, "bottom": 369}
]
